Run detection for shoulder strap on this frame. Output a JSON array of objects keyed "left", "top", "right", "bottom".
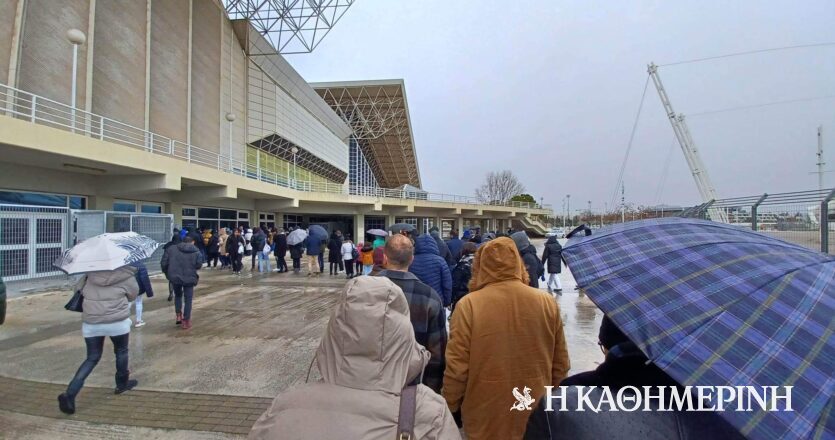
[{"left": 397, "top": 385, "right": 418, "bottom": 440}]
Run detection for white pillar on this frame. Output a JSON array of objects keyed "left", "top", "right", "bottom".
[{"left": 355, "top": 213, "right": 365, "bottom": 244}]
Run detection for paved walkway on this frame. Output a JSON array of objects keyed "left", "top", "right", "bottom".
[{"left": 0, "top": 376, "right": 268, "bottom": 435}]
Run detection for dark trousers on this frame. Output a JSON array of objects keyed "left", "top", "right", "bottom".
[
  {"left": 292, "top": 258, "right": 301, "bottom": 270},
  {"left": 67, "top": 333, "right": 129, "bottom": 398},
  {"left": 344, "top": 259, "right": 354, "bottom": 277},
  {"left": 318, "top": 254, "right": 324, "bottom": 272},
  {"left": 207, "top": 252, "right": 219, "bottom": 267},
  {"left": 355, "top": 259, "right": 363, "bottom": 274},
  {"left": 329, "top": 261, "right": 341, "bottom": 274},
  {"left": 219, "top": 255, "right": 229, "bottom": 268},
  {"left": 275, "top": 255, "right": 288, "bottom": 272},
  {"left": 232, "top": 254, "right": 243, "bottom": 272},
  {"left": 173, "top": 284, "right": 195, "bottom": 320}
]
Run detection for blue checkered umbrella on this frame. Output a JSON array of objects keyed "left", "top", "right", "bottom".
[{"left": 562, "top": 218, "right": 834, "bottom": 440}]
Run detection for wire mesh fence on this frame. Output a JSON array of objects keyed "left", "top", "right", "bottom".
[{"left": 681, "top": 189, "right": 835, "bottom": 254}]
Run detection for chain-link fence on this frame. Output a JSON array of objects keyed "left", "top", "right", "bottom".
[{"left": 681, "top": 189, "right": 835, "bottom": 254}]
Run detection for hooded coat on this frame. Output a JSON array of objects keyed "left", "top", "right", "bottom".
[
  {"left": 541, "top": 236, "right": 563, "bottom": 274},
  {"left": 429, "top": 230, "right": 453, "bottom": 265},
  {"left": 161, "top": 242, "right": 204, "bottom": 286},
  {"left": 409, "top": 234, "right": 453, "bottom": 306},
  {"left": 443, "top": 237, "right": 570, "bottom": 440},
  {"left": 248, "top": 277, "right": 460, "bottom": 440},
  {"left": 445, "top": 236, "right": 463, "bottom": 266},
  {"left": 273, "top": 232, "right": 287, "bottom": 257},
  {"left": 327, "top": 235, "right": 343, "bottom": 263},
  {"left": 81, "top": 266, "right": 139, "bottom": 325},
  {"left": 511, "top": 231, "right": 544, "bottom": 287}
]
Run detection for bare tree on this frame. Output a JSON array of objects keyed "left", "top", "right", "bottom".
[{"left": 475, "top": 170, "right": 526, "bottom": 204}]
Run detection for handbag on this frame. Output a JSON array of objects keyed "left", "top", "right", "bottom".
[
  {"left": 238, "top": 243, "right": 245, "bottom": 254},
  {"left": 351, "top": 245, "right": 359, "bottom": 260},
  {"left": 398, "top": 385, "right": 417, "bottom": 440},
  {"left": 64, "top": 290, "right": 84, "bottom": 313}
]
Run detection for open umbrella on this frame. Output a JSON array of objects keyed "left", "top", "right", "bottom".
[
  {"left": 367, "top": 229, "right": 388, "bottom": 237},
  {"left": 308, "top": 224, "right": 328, "bottom": 240},
  {"left": 562, "top": 217, "right": 834, "bottom": 440},
  {"left": 53, "top": 232, "right": 160, "bottom": 274},
  {"left": 388, "top": 223, "right": 416, "bottom": 235},
  {"left": 286, "top": 228, "right": 308, "bottom": 246}
]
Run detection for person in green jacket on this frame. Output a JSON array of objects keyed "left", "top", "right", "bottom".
[{"left": 372, "top": 235, "right": 386, "bottom": 249}]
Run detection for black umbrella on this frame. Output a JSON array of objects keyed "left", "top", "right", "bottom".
[{"left": 388, "top": 223, "right": 416, "bottom": 235}]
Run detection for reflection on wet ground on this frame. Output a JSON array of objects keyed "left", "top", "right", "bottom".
[{"left": 0, "top": 238, "right": 604, "bottom": 398}]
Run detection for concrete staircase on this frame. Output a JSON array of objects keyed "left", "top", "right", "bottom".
[{"left": 514, "top": 214, "right": 549, "bottom": 236}]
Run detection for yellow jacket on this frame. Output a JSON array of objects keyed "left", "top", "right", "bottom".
[{"left": 443, "top": 237, "right": 570, "bottom": 440}]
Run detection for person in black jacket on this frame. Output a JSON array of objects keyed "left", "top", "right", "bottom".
[
  {"left": 273, "top": 229, "right": 288, "bottom": 273},
  {"left": 206, "top": 230, "right": 220, "bottom": 268},
  {"left": 450, "top": 242, "right": 477, "bottom": 312},
  {"left": 160, "top": 236, "right": 204, "bottom": 330},
  {"left": 511, "top": 231, "right": 543, "bottom": 288},
  {"left": 524, "top": 316, "right": 745, "bottom": 440},
  {"left": 327, "top": 232, "right": 343, "bottom": 275},
  {"left": 250, "top": 227, "right": 267, "bottom": 272},
  {"left": 289, "top": 241, "right": 303, "bottom": 274},
  {"left": 225, "top": 228, "right": 246, "bottom": 275},
  {"left": 161, "top": 232, "right": 181, "bottom": 302},
  {"left": 541, "top": 236, "right": 563, "bottom": 295}
]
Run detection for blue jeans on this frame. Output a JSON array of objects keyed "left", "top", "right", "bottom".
[
  {"left": 173, "top": 284, "right": 194, "bottom": 320},
  {"left": 66, "top": 334, "right": 130, "bottom": 398},
  {"left": 259, "top": 252, "right": 271, "bottom": 272}
]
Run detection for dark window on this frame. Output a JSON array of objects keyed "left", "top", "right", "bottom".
[
  {"left": 182, "top": 208, "right": 197, "bottom": 217},
  {"left": 198, "top": 220, "right": 219, "bottom": 231},
  {"left": 69, "top": 196, "right": 87, "bottom": 210},
  {"left": 1, "top": 218, "right": 29, "bottom": 245},
  {"left": 36, "top": 219, "right": 63, "bottom": 243},
  {"left": 198, "top": 208, "right": 219, "bottom": 219},
  {"left": 219, "top": 209, "right": 237, "bottom": 220},
  {"left": 36, "top": 247, "right": 62, "bottom": 273},
  {"left": 141, "top": 204, "right": 162, "bottom": 214},
  {"left": 113, "top": 202, "right": 137, "bottom": 212},
  {"left": 238, "top": 212, "right": 249, "bottom": 219},
  {"left": 182, "top": 219, "right": 198, "bottom": 228},
  {"left": 0, "top": 191, "right": 67, "bottom": 207}
]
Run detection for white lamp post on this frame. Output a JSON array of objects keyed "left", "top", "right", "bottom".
[
  {"left": 67, "top": 29, "right": 86, "bottom": 131},
  {"left": 291, "top": 146, "right": 299, "bottom": 188},
  {"left": 225, "top": 113, "right": 235, "bottom": 170}
]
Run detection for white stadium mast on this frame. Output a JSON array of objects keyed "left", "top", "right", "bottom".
[{"left": 648, "top": 63, "right": 728, "bottom": 223}]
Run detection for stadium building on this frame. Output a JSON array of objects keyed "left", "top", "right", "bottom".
[{"left": 0, "top": 0, "right": 550, "bottom": 280}]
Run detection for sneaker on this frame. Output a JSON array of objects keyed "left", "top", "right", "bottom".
[
  {"left": 134, "top": 320, "right": 145, "bottom": 328},
  {"left": 175, "top": 312, "right": 183, "bottom": 325},
  {"left": 182, "top": 319, "right": 192, "bottom": 330},
  {"left": 58, "top": 393, "right": 75, "bottom": 415},
  {"left": 114, "top": 379, "right": 138, "bottom": 395}
]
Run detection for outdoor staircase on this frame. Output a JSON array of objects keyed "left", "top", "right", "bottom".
[{"left": 514, "top": 214, "right": 549, "bottom": 236}]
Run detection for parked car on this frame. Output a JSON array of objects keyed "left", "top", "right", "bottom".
[
  {"left": 0, "top": 277, "right": 6, "bottom": 325},
  {"left": 545, "top": 227, "right": 565, "bottom": 238}
]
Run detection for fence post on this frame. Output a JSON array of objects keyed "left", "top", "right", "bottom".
[
  {"left": 751, "top": 193, "right": 768, "bottom": 231},
  {"left": 98, "top": 116, "right": 104, "bottom": 140},
  {"left": 149, "top": 132, "right": 154, "bottom": 153},
  {"left": 821, "top": 188, "right": 835, "bottom": 254},
  {"left": 30, "top": 95, "right": 37, "bottom": 121}
]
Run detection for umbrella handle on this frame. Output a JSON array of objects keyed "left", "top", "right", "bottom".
[{"left": 566, "top": 224, "right": 592, "bottom": 239}]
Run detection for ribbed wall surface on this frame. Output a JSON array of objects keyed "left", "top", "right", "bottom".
[
  {"left": 91, "top": 0, "right": 147, "bottom": 128},
  {"left": 189, "top": 0, "right": 221, "bottom": 152},
  {"left": 0, "top": 0, "right": 18, "bottom": 83},
  {"left": 149, "top": 0, "right": 190, "bottom": 142}
]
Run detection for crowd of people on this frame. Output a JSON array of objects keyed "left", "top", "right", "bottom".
[{"left": 57, "top": 222, "right": 732, "bottom": 440}]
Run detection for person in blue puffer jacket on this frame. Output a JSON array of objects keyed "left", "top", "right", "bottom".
[{"left": 409, "top": 233, "right": 452, "bottom": 307}]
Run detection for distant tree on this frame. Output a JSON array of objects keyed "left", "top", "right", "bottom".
[
  {"left": 475, "top": 170, "right": 525, "bottom": 204},
  {"left": 510, "top": 193, "right": 536, "bottom": 203}
]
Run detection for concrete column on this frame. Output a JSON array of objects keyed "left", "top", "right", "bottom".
[
  {"left": 167, "top": 202, "right": 183, "bottom": 227},
  {"left": 386, "top": 214, "right": 396, "bottom": 229},
  {"left": 275, "top": 212, "right": 284, "bottom": 230},
  {"left": 89, "top": 195, "right": 114, "bottom": 211},
  {"left": 354, "top": 213, "right": 365, "bottom": 243},
  {"left": 434, "top": 216, "right": 441, "bottom": 232},
  {"left": 455, "top": 216, "right": 464, "bottom": 236}
]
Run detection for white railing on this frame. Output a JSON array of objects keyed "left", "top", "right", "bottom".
[{"left": 0, "top": 83, "right": 552, "bottom": 212}]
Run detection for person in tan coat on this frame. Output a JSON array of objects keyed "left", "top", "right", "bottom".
[
  {"left": 249, "top": 276, "right": 461, "bottom": 440},
  {"left": 443, "top": 237, "right": 570, "bottom": 440}
]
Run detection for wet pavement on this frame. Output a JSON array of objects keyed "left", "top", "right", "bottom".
[{"left": 0, "top": 238, "right": 605, "bottom": 436}]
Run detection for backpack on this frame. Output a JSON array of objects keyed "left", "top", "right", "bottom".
[{"left": 351, "top": 245, "right": 359, "bottom": 260}]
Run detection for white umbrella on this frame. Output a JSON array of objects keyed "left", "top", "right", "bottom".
[
  {"left": 367, "top": 229, "right": 388, "bottom": 237},
  {"left": 287, "top": 228, "right": 308, "bottom": 246},
  {"left": 54, "top": 232, "right": 160, "bottom": 274}
]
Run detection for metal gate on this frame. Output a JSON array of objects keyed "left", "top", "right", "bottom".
[
  {"left": 72, "top": 211, "right": 173, "bottom": 272},
  {"left": 0, "top": 205, "right": 68, "bottom": 281}
]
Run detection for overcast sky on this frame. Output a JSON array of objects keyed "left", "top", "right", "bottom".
[{"left": 287, "top": 0, "right": 835, "bottom": 212}]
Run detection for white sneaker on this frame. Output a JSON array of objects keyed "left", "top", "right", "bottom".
[{"left": 135, "top": 320, "right": 146, "bottom": 328}]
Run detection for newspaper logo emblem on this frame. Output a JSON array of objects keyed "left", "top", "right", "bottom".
[{"left": 510, "top": 386, "right": 535, "bottom": 411}]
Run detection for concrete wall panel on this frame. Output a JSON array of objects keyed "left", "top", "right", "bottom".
[
  {"left": 190, "top": 0, "right": 221, "bottom": 152},
  {"left": 149, "top": 0, "right": 189, "bottom": 142},
  {"left": 17, "top": 0, "right": 90, "bottom": 106},
  {"left": 0, "top": 0, "right": 19, "bottom": 83},
  {"left": 91, "top": 0, "right": 147, "bottom": 128}
]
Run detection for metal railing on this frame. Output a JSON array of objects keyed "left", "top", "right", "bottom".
[
  {"left": 0, "top": 83, "right": 551, "bottom": 212},
  {"left": 682, "top": 188, "right": 835, "bottom": 254}
]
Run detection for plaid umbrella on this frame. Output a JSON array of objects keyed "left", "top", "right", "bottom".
[{"left": 562, "top": 218, "right": 834, "bottom": 440}]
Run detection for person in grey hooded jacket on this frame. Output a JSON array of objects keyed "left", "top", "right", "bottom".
[
  {"left": 58, "top": 265, "right": 140, "bottom": 415},
  {"left": 428, "top": 226, "right": 453, "bottom": 266},
  {"left": 161, "top": 236, "right": 204, "bottom": 330}
]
